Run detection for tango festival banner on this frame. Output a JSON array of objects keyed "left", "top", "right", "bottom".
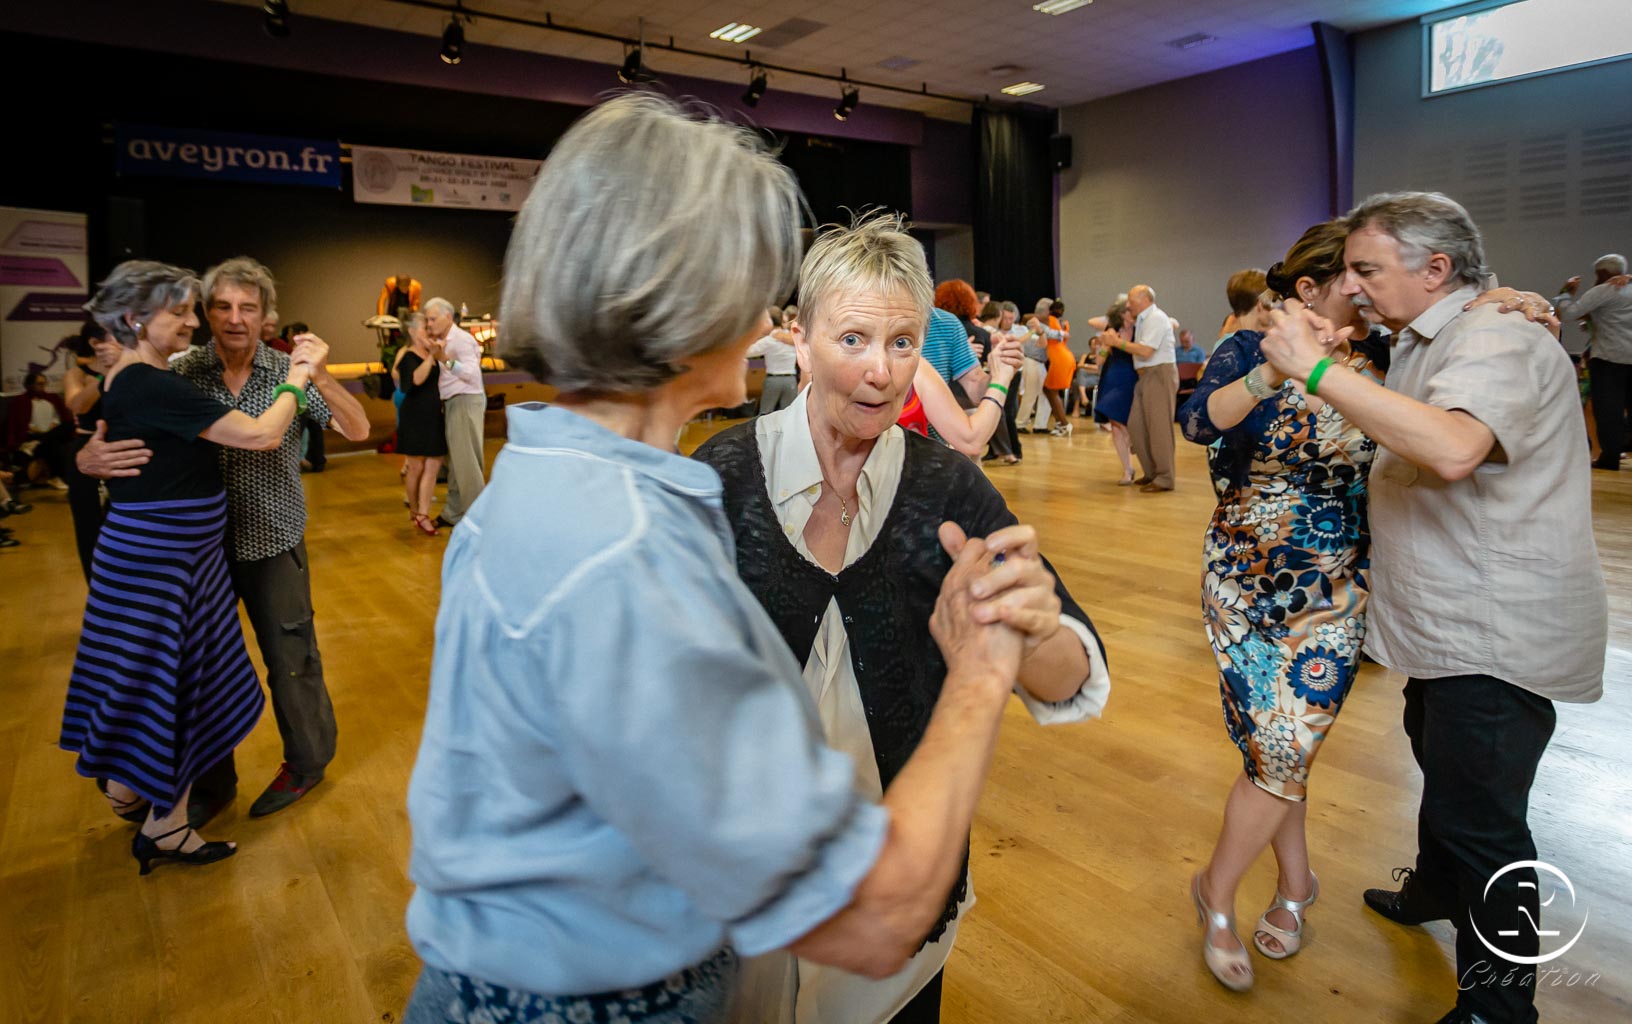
[{"left": 350, "top": 145, "right": 541, "bottom": 212}]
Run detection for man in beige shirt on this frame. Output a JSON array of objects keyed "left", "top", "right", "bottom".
[{"left": 1262, "top": 191, "right": 1606, "bottom": 1024}]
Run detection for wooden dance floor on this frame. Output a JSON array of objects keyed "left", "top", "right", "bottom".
[{"left": 2, "top": 423, "right": 1628, "bottom": 1023}]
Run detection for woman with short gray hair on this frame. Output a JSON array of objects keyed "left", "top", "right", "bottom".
[
  {"left": 697, "top": 214, "right": 1109, "bottom": 1022},
  {"left": 404, "top": 93, "right": 1041, "bottom": 1024},
  {"left": 62, "top": 260, "right": 311, "bottom": 873}
]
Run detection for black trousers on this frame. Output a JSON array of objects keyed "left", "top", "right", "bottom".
[
  {"left": 889, "top": 969, "right": 943, "bottom": 1024},
  {"left": 1000, "top": 383, "right": 1022, "bottom": 460},
  {"left": 1403, "top": 675, "right": 1556, "bottom": 1024},
  {"left": 304, "top": 414, "right": 327, "bottom": 470},
  {"left": 1589, "top": 357, "right": 1631, "bottom": 464},
  {"left": 30, "top": 422, "right": 75, "bottom": 479},
  {"left": 195, "top": 541, "right": 337, "bottom": 802},
  {"left": 65, "top": 433, "right": 106, "bottom": 583}
]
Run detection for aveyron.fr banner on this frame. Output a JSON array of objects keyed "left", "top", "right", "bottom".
[{"left": 115, "top": 124, "right": 342, "bottom": 188}]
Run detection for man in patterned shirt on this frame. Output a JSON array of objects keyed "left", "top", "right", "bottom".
[{"left": 79, "top": 256, "right": 370, "bottom": 825}]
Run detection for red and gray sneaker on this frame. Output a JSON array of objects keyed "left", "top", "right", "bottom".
[{"left": 248, "top": 763, "right": 323, "bottom": 818}]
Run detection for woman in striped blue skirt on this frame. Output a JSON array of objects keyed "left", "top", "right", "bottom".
[{"left": 65, "top": 261, "right": 316, "bottom": 874}]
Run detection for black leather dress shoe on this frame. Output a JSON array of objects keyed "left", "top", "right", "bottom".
[
  {"left": 1364, "top": 866, "right": 1452, "bottom": 925},
  {"left": 249, "top": 763, "right": 322, "bottom": 817},
  {"left": 1435, "top": 1008, "right": 1491, "bottom": 1024}
]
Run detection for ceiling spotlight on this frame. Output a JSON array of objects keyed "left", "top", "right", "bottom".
[
  {"left": 618, "top": 46, "right": 656, "bottom": 84},
  {"left": 263, "top": 0, "right": 291, "bottom": 38},
  {"left": 1001, "top": 81, "right": 1046, "bottom": 96},
  {"left": 834, "top": 86, "right": 859, "bottom": 122},
  {"left": 440, "top": 15, "right": 464, "bottom": 64},
  {"left": 743, "top": 68, "right": 768, "bottom": 107}
]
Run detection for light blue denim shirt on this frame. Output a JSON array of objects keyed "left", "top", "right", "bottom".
[{"left": 406, "top": 403, "right": 889, "bottom": 996}]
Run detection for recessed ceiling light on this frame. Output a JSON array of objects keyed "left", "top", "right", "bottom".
[
  {"left": 1166, "top": 32, "right": 1218, "bottom": 50},
  {"left": 1001, "top": 81, "right": 1046, "bottom": 96},
  {"left": 709, "top": 22, "right": 763, "bottom": 44},
  {"left": 1033, "top": 0, "right": 1093, "bottom": 15}
]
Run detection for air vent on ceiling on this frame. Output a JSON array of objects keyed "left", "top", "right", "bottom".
[
  {"left": 1165, "top": 33, "right": 1217, "bottom": 51},
  {"left": 753, "top": 17, "right": 825, "bottom": 49},
  {"left": 878, "top": 55, "right": 922, "bottom": 71}
]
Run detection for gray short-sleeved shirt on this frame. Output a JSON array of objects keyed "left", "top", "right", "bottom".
[
  {"left": 1365, "top": 287, "right": 1607, "bottom": 703},
  {"left": 1554, "top": 280, "right": 1632, "bottom": 365}
]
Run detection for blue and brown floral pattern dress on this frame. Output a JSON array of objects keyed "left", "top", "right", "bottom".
[{"left": 1180, "top": 330, "right": 1378, "bottom": 800}]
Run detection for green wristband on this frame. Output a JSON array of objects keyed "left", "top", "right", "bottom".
[
  {"left": 1305, "top": 357, "right": 1335, "bottom": 396},
  {"left": 987, "top": 381, "right": 1009, "bottom": 396},
  {"left": 274, "top": 382, "right": 308, "bottom": 415}
]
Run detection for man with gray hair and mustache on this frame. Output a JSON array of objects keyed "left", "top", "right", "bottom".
[
  {"left": 1261, "top": 192, "right": 1606, "bottom": 1024},
  {"left": 424, "top": 297, "right": 485, "bottom": 527},
  {"left": 1554, "top": 252, "right": 1632, "bottom": 469}
]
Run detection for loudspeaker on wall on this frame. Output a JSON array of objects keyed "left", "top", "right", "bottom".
[{"left": 1050, "top": 133, "right": 1073, "bottom": 171}]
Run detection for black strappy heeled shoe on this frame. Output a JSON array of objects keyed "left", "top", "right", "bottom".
[
  {"left": 96, "top": 777, "right": 151, "bottom": 824},
  {"left": 131, "top": 825, "right": 237, "bottom": 875}
]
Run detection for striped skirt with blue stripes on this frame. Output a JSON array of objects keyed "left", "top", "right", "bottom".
[{"left": 60, "top": 492, "right": 264, "bottom": 817}]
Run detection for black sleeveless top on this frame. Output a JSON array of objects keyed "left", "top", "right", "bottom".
[
  {"left": 74, "top": 365, "right": 103, "bottom": 432},
  {"left": 695, "top": 424, "right": 1101, "bottom": 946}
]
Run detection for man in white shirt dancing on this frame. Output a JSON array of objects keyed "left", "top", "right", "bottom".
[
  {"left": 426, "top": 297, "right": 485, "bottom": 528},
  {"left": 1122, "top": 284, "right": 1179, "bottom": 491}
]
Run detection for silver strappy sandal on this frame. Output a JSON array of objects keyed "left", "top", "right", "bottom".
[
  {"left": 1192, "top": 872, "right": 1254, "bottom": 991},
  {"left": 1253, "top": 872, "right": 1319, "bottom": 960}
]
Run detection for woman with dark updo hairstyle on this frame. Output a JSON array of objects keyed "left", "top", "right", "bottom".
[
  {"left": 1177, "top": 219, "right": 1382, "bottom": 992},
  {"left": 1087, "top": 296, "right": 1139, "bottom": 483},
  {"left": 59, "top": 322, "right": 123, "bottom": 579},
  {"left": 1176, "top": 220, "right": 1544, "bottom": 994}
]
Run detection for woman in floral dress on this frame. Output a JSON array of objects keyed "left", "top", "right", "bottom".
[{"left": 1178, "top": 221, "right": 1378, "bottom": 992}]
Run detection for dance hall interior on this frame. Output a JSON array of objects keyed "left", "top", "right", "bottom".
[{"left": 3, "top": 2, "right": 1629, "bottom": 1023}]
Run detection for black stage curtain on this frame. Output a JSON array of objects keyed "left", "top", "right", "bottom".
[
  {"left": 973, "top": 107, "right": 1055, "bottom": 306},
  {"left": 1314, "top": 22, "right": 1356, "bottom": 216}
]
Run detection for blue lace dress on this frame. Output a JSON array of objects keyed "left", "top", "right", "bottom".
[
  {"left": 1093, "top": 347, "right": 1137, "bottom": 425},
  {"left": 1179, "top": 331, "right": 1378, "bottom": 800}
]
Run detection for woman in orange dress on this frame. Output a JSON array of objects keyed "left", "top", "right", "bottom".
[{"left": 1042, "top": 300, "right": 1075, "bottom": 436}]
